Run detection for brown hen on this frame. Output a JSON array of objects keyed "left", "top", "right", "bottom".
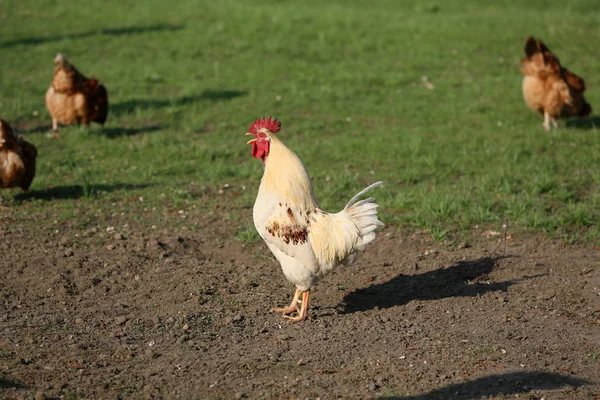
[
  {"left": 520, "top": 36, "right": 591, "bottom": 131},
  {"left": 45, "top": 53, "right": 108, "bottom": 133},
  {"left": 0, "top": 118, "right": 37, "bottom": 191}
]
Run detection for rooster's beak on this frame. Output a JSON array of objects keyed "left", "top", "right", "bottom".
[{"left": 246, "top": 132, "right": 256, "bottom": 144}]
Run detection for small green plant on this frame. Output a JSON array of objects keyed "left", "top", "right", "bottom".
[
  {"left": 235, "top": 226, "right": 259, "bottom": 245},
  {"left": 80, "top": 172, "right": 96, "bottom": 199},
  {"left": 430, "top": 225, "right": 450, "bottom": 242}
]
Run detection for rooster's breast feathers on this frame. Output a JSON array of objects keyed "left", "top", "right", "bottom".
[{"left": 254, "top": 189, "right": 365, "bottom": 278}]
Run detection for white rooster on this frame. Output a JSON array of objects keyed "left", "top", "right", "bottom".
[{"left": 247, "top": 117, "right": 383, "bottom": 322}]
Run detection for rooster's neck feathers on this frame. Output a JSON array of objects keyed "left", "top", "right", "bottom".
[{"left": 261, "top": 135, "right": 317, "bottom": 210}]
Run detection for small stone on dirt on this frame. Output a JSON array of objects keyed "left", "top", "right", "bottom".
[
  {"left": 34, "top": 391, "right": 47, "bottom": 400},
  {"left": 74, "top": 318, "right": 84, "bottom": 325},
  {"left": 113, "top": 233, "right": 124, "bottom": 240},
  {"left": 115, "top": 316, "right": 128, "bottom": 325},
  {"left": 177, "top": 335, "right": 188, "bottom": 344},
  {"left": 182, "top": 323, "right": 190, "bottom": 331},
  {"left": 367, "top": 381, "right": 377, "bottom": 391}
]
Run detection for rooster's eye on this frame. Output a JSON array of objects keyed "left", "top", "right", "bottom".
[{"left": 257, "top": 132, "right": 268, "bottom": 140}]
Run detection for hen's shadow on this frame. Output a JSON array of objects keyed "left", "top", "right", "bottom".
[
  {"left": 100, "top": 125, "right": 162, "bottom": 138},
  {"left": 12, "top": 123, "right": 161, "bottom": 138},
  {"left": 565, "top": 116, "right": 600, "bottom": 130},
  {"left": 379, "top": 371, "right": 588, "bottom": 400},
  {"left": 0, "top": 24, "right": 183, "bottom": 48},
  {"left": 343, "top": 257, "right": 510, "bottom": 313},
  {"left": 13, "top": 123, "right": 53, "bottom": 134},
  {"left": 111, "top": 90, "right": 247, "bottom": 117},
  {"left": 14, "top": 184, "right": 151, "bottom": 202}
]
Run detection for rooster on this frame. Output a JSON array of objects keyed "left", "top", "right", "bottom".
[
  {"left": 247, "top": 117, "right": 383, "bottom": 322},
  {"left": 0, "top": 117, "right": 37, "bottom": 191},
  {"left": 520, "top": 36, "right": 591, "bottom": 131},
  {"left": 45, "top": 53, "right": 108, "bottom": 133}
]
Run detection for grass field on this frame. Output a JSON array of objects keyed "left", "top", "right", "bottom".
[{"left": 1, "top": 0, "right": 599, "bottom": 243}]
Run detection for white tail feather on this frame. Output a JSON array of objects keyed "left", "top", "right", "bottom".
[
  {"left": 344, "top": 181, "right": 384, "bottom": 249},
  {"left": 344, "top": 181, "right": 384, "bottom": 211}
]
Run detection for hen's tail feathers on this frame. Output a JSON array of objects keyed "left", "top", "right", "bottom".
[
  {"left": 91, "top": 83, "right": 109, "bottom": 124},
  {"left": 563, "top": 69, "right": 586, "bottom": 92},
  {"left": 344, "top": 181, "right": 384, "bottom": 249}
]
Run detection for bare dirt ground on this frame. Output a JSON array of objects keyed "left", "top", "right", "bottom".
[{"left": 1, "top": 212, "right": 599, "bottom": 399}]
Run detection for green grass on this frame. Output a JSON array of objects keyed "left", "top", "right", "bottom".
[{"left": 1, "top": 0, "right": 599, "bottom": 243}]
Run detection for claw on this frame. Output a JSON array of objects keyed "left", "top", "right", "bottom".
[
  {"left": 271, "top": 305, "right": 297, "bottom": 315},
  {"left": 277, "top": 290, "right": 310, "bottom": 323},
  {"left": 283, "top": 313, "right": 309, "bottom": 322},
  {"left": 271, "top": 289, "right": 310, "bottom": 322},
  {"left": 271, "top": 289, "right": 301, "bottom": 315}
]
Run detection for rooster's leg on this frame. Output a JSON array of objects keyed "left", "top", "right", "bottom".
[
  {"left": 271, "top": 289, "right": 301, "bottom": 315},
  {"left": 542, "top": 111, "right": 551, "bottom": 131},
  {"left": 551, "top": 118, "right": 559, "bottom": 129},
  {"left": 283, "top": 291, "right": 310, "bottom": 322}
]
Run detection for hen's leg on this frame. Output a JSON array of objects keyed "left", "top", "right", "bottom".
[
  {"left": 271, "top": 289, "right": 301, "bottom": 315},
  {"left": 48, "top": 117, "right": 63, "bottom": 139},
  {"left": 284, "top": 291, "right": 310, "bottom": 322},
  {"left": 551, "top": 118, "right": 559, "bottom": 129},
  {"left": 542, "top": 111, "right": 551, "bottom": 132}
]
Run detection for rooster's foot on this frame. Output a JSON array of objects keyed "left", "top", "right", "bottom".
[
  {"left": 271, "top": 288, "right": 302, "bottom": 315},
  {"left": 271, "top": 304, "right": 298, "bottom": 315},
  {"left": 282, "top": 290, "right": 310, "bottom": 323},
  {"left": 283, "top": 312, "right": 310, "bottom": 322}
]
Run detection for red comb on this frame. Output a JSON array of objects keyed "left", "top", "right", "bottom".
[{"left": 249, "top": 116, "right": 281, "bottom": 134}]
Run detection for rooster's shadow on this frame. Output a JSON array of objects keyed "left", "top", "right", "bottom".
[
  {"left": 341, "top": 256, "right": 512, "bottom": 313},
  {"left": 379, "top": 371, "right": 589, "bottom": 400}
]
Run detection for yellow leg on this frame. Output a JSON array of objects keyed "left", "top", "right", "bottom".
[
  {"left": 271, "top": 289, "right": 301, "bottom": 315},
  {"left": 542, "top": 111, "right": 551, "bottom": 132},
  {"left": 283, "top": 291, "right": 310, "bottom": 322}
]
